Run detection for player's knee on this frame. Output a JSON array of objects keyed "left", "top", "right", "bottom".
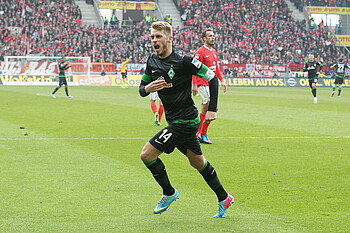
[
  {"left": 140, "top": 145, "right": 154, "bottom": 162},
  {"left": 140, "top": 149, "right": 149, "bottom": 162},
  {"left": 189, "top": 160, "right": 199, "bottom": 169},
  {"left": 188, "top": 156, "right": 206, "bottom": 170},
  {"left": 201, "top": 104, "right": 209, "bottom": 115},
  {"left": 190, "top": 159, "right": 205, "bottom": 170}
]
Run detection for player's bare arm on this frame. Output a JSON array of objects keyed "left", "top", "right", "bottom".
[{"left": 221, "top": 79, "right": 227, "bottom": 93}]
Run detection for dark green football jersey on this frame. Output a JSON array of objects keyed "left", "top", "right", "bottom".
[
  {"left": 58, "top": 62, "right": 70, "bottom": 77},
  {"left": 140, "top": 51, "right": 216, "bottom": 124},
  {"left": 331, "top": 63, "right": 349, "bottom": 78},
  {"left": 303, "top": 61, "right": 322, "bottom": 79}
]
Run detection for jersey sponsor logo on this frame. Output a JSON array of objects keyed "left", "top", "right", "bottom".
[
  {"left": 191, "top": 58, "right": 202, "bottom": 69},
  {"left": 205, "top": 55, "right": 210, "bottom": 58}
]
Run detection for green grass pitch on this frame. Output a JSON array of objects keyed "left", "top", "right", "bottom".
[{"left": 0, "top": 86, "right": 349, "bottom": 232}]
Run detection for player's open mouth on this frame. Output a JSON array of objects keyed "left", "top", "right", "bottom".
[{"left": 154, "top": 44, "right": 160, "bottom": 50}]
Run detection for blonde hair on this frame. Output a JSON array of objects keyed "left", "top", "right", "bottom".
[{"left": 151, "top": 21, "right": 172, "bottom": 38}]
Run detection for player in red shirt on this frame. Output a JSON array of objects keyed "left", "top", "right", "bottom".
[{"left": 192, "top": 28, "right": 227, "bottom": 144}]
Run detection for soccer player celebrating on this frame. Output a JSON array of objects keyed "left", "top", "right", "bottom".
[
  {"left": 150, "top": 92, "right": 164, "bottom": 126},
  {"left": 303, "top": 53, "right": 322, "bottom": 103},
  {"left": 330, "top": 57, "right": 349, "bottom": 97},
  {"left": 51, "top": 57, "right": 73, "bottom": 98},
  {"left": 139, "top": 21, "right": 234, "bottom": 218},
  {"left": 192, "top": 28, "right": 227, "bottom": 144}
]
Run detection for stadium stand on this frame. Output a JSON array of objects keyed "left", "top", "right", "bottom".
[
  {"left": 0, "top": 0, "right": 344, "bottom": 66},
  {"left": 298, "top": 0, "right": 349, "bottom": 7},
  {"left": 173, "top": 0, "right": 342, "bottom": 65}
]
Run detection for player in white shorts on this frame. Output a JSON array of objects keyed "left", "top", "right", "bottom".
[
  {"left": 197, "top": 85, "right": 211, "bottom": 105},
  {"left": 192, "top": 28, "right": 226, "bottom": 144},
  {"left": 150, "top": 92, "right": 164, "bottom": 126}
]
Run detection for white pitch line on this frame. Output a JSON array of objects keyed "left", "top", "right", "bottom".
[
  {"left": 214, "top": 136, "right": 350, "bottom": 139},
  {"left": 0, "top": 136, "right": 350, "bottom": 140}
]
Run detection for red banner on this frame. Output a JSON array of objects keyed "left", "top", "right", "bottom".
[
  {"left": 220, "top": 64, "right": 286, "bottom": 73},
  {"left": 220, "top": 64, "right": 287, "bottom": 77},
  {"left": 288, "top": 62, "right": 332, "bottom": 72}
]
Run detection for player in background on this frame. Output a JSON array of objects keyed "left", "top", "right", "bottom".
[
  {"left": 303, "top": 53, "right": 322, "bottom": 103},
  {"left": 150, "top": 92, "right": 164, "bottom": 126},
  {"left": 121, "top": 56, "right": 131, "bottom": 88},
  {"left": 51, "top": 57, "right": 73, "bottom": 98},
  {"left": 330, "top": 57, "right": 349, "bottom": 97},
  {"left": 139, "top": 21, "right": 234, "bottom": 218},
  {"left": 192, "top": 28, "right": 227, "bottom": 144}
]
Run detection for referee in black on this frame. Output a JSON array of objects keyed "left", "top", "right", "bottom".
[{"left": 51, "top": 57, "right": 73, "bottom": 98}]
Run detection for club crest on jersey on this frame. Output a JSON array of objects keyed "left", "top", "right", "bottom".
[
  {"left": 168, "top": 68, "right": 175, "bottom": 79},
  {"left": 191, "top": 58, "right": 202, "bottom": 69}
]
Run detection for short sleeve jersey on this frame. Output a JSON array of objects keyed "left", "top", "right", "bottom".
[
  {"left": 192, "top": 45, "right": 223, "bottom": 87},
  {"left": 141, "top": 51, "right": 215, "bottom": 123},
  {"left": 331, "top": 63, "right": 349, "bottom": 77},
  {"left": 59, "top": 62, "right": 70, "bottom": 77},
  {"left": 303, "top": 61, "right": 322, "bottom": 79}
]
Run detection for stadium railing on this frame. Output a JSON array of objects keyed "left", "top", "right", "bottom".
[{"left": 93, "top": 0, "right": 104, "bottom": 28}]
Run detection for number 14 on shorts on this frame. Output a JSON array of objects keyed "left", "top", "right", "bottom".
[{"left": 155, "top": 129, "right": 173, "bottom": 145}]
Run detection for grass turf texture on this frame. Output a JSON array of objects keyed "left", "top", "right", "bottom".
[{"left": 0, "top": 86, "right": 349, "bottom": 232}]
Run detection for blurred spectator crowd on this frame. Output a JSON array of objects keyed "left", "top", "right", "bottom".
[
  {"left": 303, "top": 0, "right": 348, "bottom": 7},
  {"left": 174, "top": 0, "right": 343, "bottom": 65},
  {"left": 291, "top": 0, "right": 348, "bottom": 10},
  {"left": 0, "top": 0, "right": 345, "bottom": 66}
]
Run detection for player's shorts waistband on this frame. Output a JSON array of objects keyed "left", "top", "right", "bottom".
[{"left": 168, "top": 115, "right": 200, "bottom": 126}]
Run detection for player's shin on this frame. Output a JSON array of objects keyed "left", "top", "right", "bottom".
[
  {"left": 202, "top": 121, "right": 211, "bottom": 135},
  {"left": 158, "top": 104, "right": 164, "bottom": 123},
  {"left": 52, "top": 86, "right": 60, "bottom": 94},
  {"left": 312, "top": 88, "right": 316, "bottom": 97},
  {"left": 151, "top": 101, "right": 158, "bottom": 113},
  {"left": 198, "top": 113, "right": 205, "bottom": 135},
  {"left": 198, "top": 160, "right": 228, "bottom": 202},
  {"left": 144, "top": 158, "right": 175, "bottom": 196}
]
